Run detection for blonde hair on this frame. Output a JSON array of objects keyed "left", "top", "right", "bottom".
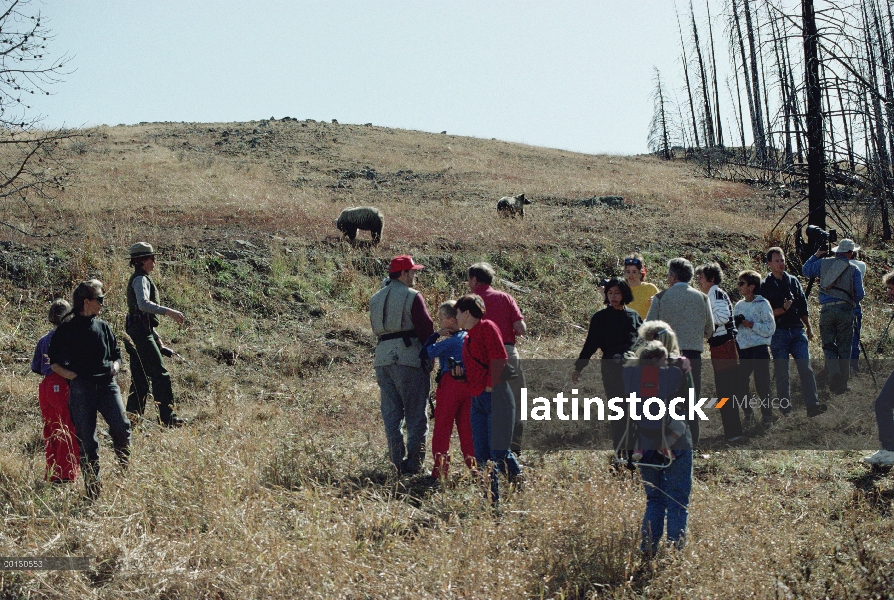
[
  {"left": 631, "top": 320, "right": 681, "bottom": 357},
  {"left": 637, "top": 339, "right": 668, "bottom": 364}
]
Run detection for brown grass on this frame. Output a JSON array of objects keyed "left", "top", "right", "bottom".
[{"left": 1, "top": 120, "right": 893, "bottom": 598}]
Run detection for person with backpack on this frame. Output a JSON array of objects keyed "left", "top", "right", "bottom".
[{"left": 622, "top": 331, "right": 692, "bottom": 555}]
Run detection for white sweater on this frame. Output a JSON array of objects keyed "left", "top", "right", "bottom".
[{"left": 734, "top": 295, "right": 776, "bottom": 349}]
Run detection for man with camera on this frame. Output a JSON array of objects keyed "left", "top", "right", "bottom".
[
  {"left": 760, "top": 248, "right": 826, "bottom": 416},
  {"left": 801, "top": 239, "right": 865, "bottom": 394}
]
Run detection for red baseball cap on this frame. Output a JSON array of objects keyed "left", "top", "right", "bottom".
[{"left": 388, "top": 255, "right": 424, "bottom": 273}]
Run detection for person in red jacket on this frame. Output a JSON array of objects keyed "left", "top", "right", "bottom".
[
  {"left": 31, "top": 299, "right": 80, "bottom": 483},
  {"left": 452, "top": 294, "right": 521, "bottom": 506}
]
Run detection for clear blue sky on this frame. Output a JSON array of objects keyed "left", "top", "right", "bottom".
[{"left": 31, "top": 0, "right": 730, "bottom": 155}]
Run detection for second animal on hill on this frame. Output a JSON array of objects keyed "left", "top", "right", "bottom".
[
  {"left": 336, "top": 206, "right": 384, "bottom": 243},
  {"left": 497, "top": 193, "right": 531, "bottom": 217}
]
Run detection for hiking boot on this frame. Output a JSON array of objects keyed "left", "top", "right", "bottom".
[
  {"left": 863, "top": 449, "right": 894, "bottom": 466},
  {"left": 761, "top": 415, "right": 774, "bottom": 428},
  {"left": 806, "top": 403, "right": 828, "bottom": 418},
  {"left": 163, "top": 416, "right": 188, "bottom": 428}
]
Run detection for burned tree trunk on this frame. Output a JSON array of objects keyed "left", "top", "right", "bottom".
[
  {"left": 743, "top": 0, "right": 768, "bottom": 164},
  {"left": 803, "top": 0, "right": 826, "bottom": 228},
  {"left": 706, "top": 0, "right": 724, "bottom": 147},
  {"left": 678, "top": 9, "right": 701, "bottom": 149},
  {"left": 692, "top": 0, "right": 716, "bottom": 147}
]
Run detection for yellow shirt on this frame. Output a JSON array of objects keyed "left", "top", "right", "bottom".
[{"left": 628, "top": 282, "right": 659, "bottom": 319}]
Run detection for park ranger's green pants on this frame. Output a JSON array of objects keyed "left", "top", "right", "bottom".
[{"left": 125, "top": 329, "right": 176, "bottom": 425}]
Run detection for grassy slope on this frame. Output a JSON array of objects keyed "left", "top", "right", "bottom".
[{"left": 0, "top": 119, "right": 892, "bottom": 598}]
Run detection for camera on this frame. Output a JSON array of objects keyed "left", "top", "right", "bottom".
[
  {"left": 724, "top": 319, "right": 738, "bottom": 338},
  {"left": 799, "top": 224, "right": 838, "bottom": 260},
  {"left": 734, "top": 314, "right": 746, "bottom": 327}
]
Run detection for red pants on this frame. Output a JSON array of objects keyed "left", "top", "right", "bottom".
[
  {"left": 38, "top": 373, "right": 80, "bottom": 482},
  {"left": 431, "top": 374, "right": 475, "bottom": 479}
]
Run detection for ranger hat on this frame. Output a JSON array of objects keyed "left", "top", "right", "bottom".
[
  {"left": 128, "top": 242, "right": 156, "bottom": 258},
  {"left": 388, "top": 255, "right": 424, "bottom": 273},
  {"left": 832, "top": 239, "right": 860, "bottom": 253}
]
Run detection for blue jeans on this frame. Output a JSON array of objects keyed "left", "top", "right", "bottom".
[
  {"left": 770, "top": 328, "right": 819, "bottom": 408},
  {"left": 375, "top": 364, "right": 430, "bottom": 473},
  {"left": 639, "top": 449, "right": 693, "bottom": 553},
  {"left": 875, "top": 370, "right": 894, "bottom": 451},
  {"left": 471, "top": 384, "right": 521, "bottom": 504},
  {"left": 68, "top": 376, "right": 131, "bottom": 483}
]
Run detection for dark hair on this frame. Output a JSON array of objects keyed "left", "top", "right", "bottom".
[
  {"left": 737, "top": 270, "right": 761, "bottom": 289},
  {"left": 468, "top": 262, "right": 495, "bottom": 285},
  {"left": 884, "top": 271, "right": 894, "bottom": 286},
  {"left": 72, "top": 279, "right": 104, "bottom": 315},
  {"left": 131, "top": 256, "right": 153, "bottom": 269},
  {"left": 603, "top": 277, "right": 634, "bottom": 305},
  {"left": 700, "top": 262, "right": 723, "bottom": 286},
  {"left": 455, "top": 294, "right": 486, "bottom": 319},
  {"left": 624, "top": 253, "right": 646, "bottom": 281},
  {"left": 766, "top": 247, "right": 784, "bottom": 263},
  {"left": 389, "top": 270, "right": 403, "bottom": 280},
  {"left": 48, "top": 298, "right": 71, "bottom": 326}
]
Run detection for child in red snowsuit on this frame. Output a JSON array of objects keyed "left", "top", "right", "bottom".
[
  {"left": 31, "top": 299, "right": 80, "bottom": 483},
  {"left": 421, "top": 301, "right": 475, "bottom": 480}
]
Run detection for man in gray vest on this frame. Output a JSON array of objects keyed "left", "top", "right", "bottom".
[
  {"left": 370, "top": 255, "right": 435, "bottom": 475},
  {"left": 125, "top": 242, "right": 186, "bottom": 427},
  {"left": 802, "top": 238, "right": 865, "bottom": 394}
]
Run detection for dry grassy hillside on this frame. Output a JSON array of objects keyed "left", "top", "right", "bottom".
[{"left": 0, "top": 119, "right": 892, "bottom": 598}]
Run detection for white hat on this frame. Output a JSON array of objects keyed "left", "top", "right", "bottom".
[{"left": 832, "top": 239, "right": 860, "bottom": 253}]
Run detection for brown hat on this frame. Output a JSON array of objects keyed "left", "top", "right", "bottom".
[{"left": 128, "top": 242, "right": 155, "bottom": 258}]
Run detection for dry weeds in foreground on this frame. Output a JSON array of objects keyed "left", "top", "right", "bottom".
[{"left": 0, "top": 121, "right": 893, "bottom": 597}]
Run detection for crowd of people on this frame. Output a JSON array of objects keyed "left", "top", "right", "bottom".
[
  {"left": 29, "top": 240, "right": 894, "bottom": 554},
  {"left": 368, "top": 243, "right": 894, "bottom": 551}
]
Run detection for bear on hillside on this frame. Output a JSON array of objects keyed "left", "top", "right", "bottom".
[
  {"left": 496, "top": 193, "right": 531, "bottom": 217},
  {"left": 336, "top": 206, "right": 384, "bottom": 243}
]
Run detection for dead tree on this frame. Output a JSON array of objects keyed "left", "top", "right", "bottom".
[
  {"left": 803, "top": 0, "right": 826, "bottom": 228},
  {"left": 0, "top": 0, "right": 75, "bottom": 236},
  {"left": 649, "top": 67, "right": 674, "bottom": 160},
  {"left": 743, "top": 0, "right": 769, "bottom": 164},
  {"left": 706, "top": 0, "right": 724, "bottom": 147},
  {"left": 678, "top": 8, "right": 701, "bottom": 149},
  {"left": 691, "top": 0, "right": 716, "bottom": 147}
]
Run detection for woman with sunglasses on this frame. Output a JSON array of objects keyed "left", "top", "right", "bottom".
[
  {"left": 49, "top": 279, "right": 131, "bottom": 500},
  {"left": 733, "top": 270, "right": 777, "bottom": 427},
  {"left": 623, "top": 253, "right": 659, "bottom": 320}
]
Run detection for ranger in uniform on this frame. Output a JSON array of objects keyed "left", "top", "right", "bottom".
[{"left": 125, "top": 242, "right": 187, "bottom": 427}]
